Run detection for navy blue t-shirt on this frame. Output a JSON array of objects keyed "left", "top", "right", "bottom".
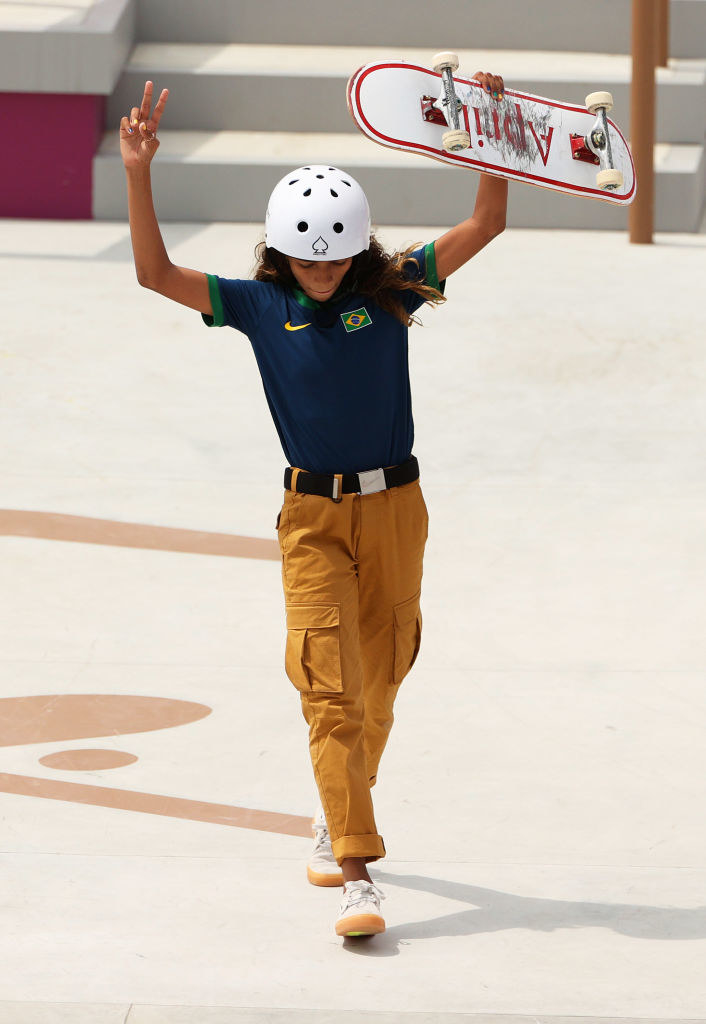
[{"left": 202, "top": 243, "right": 442, "bottom": 475}]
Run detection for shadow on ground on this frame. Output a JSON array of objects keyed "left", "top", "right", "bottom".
[{"left": 343, "top": 870, "right": 706, "bottom": 958}]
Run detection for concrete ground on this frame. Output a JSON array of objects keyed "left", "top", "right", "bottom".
[{"left": 1, "top": 206, "right": 705, "bottom": 1023}]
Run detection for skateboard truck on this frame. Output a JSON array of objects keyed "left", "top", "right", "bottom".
[
  {"left": 421, "top": 95, "right": 448, "bottom": 127},
  {"left": 431, "top": 51, "right": 471, "bottom": 153},
  {"left": 583, "top": 92, "right": 624, "bottom": 191},
  {"left": 570, "top": 134, "right": 600, "bottom": 166}
]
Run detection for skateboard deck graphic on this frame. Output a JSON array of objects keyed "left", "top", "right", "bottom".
[{"left": 348, "top": 61, "right": 636, "bottom": 205}]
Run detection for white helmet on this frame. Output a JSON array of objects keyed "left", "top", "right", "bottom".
[{"left": 265, "top": 165, "right": 371, "bottom": 261}]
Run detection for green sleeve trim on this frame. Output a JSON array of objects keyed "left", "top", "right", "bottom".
[
  {"left": 425, "top": 241, "right": 443, "bottom": 292},
  {"left": 201, "top": 273, "right": 224, "bottom": 327}
]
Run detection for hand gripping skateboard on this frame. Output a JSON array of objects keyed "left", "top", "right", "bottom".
[{"left": 347, "top": 52, "right": 636, "bottom": 205}]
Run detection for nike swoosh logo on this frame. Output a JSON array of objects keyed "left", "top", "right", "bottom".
[{"left": 284, "top": 321, "right": 312, "bottom": 332}]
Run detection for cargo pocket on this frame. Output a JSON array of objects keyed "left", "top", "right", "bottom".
[
  {"left": 285, "top": 604, "right": 343, "bottom": 694},
  {"left": 392, "top": 591, "right": 422, "bottom": 685}
]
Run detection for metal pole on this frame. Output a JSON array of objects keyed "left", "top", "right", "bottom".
[
  {"left": 629, "top": 0, "right": 658, "bottom": 244},
  {"left": 657, "top": 0, "right": 670, "bottom": 67}
]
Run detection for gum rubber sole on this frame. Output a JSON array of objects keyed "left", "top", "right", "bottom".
[
  {"left": 335, "top": 913, "right": 385, "bottom": 937},
  {"left": 307, "top": 865, "right": 344, "bottom": 887}
]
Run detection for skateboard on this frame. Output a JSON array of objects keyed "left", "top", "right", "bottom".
[{"left": 347, "top": 53, "right": 636, "bottom": 205}]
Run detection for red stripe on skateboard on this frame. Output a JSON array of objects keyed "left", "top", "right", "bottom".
[{"left": 348, "top": 63, "right": 636, "bottom": 204}]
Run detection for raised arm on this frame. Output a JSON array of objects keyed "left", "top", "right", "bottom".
[
  {"left": 433, "top": 72, "right": 508, "bottom": 282},
  {"left": 121, "top": 81, "right": 212, "bottom": 315}
]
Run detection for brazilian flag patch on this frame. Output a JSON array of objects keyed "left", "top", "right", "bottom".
[{"left": 341, "top": 307, "right": 372, "bottom": 333}]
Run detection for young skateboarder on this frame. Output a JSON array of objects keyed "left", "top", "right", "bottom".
[{"left": 121, "top": 74, "right": 507, "bottom": 938}]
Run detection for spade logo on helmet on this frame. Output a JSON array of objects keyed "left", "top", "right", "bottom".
[{"left": 313, "top": 236, "right": 329, "bottom": 255}]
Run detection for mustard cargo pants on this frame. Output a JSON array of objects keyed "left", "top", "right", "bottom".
[{"left": 277, "top": 478, "right": 428, "bottom": 864}]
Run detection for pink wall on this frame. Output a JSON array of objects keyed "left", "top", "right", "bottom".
[{"left": 1, "top": 92, "right": 106, "bottom": 219}]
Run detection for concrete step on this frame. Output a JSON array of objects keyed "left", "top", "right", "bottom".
[
  {"left": 108, "top": 44, "right": 706, "bottom": 145},
  {"left": 135, "top": 0, "right": 706, "bottom": 59},
  {"left": 0, "top": 0, "right": 132, "bottom": 94},
  {"left": 94, "top": 129, "right": 706, "bottom": 232}
]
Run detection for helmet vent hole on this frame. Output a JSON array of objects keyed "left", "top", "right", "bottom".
[
  {"left": 297, "top": 221, "right": 308, "bottom": 233},
  {"left": 333, "top": 222, "right": 344, "bottom": 234},
  {"left": 303, "top": 167, "right": 311, "bottom": 171},
  {"left": 303, "top": 189, "right": 311, "bottom": 197},
  {"left": 316, "top": 174, "right": 324, "bottom": 179},
  {"left": 342, "top": 180, "right": 352, "bottom": 187},
  {"left": 288, "top": 179, "right": 299, "bottom": 185},
  {"left": 330, "top": 189, "right": 338, "bottom": 197}
]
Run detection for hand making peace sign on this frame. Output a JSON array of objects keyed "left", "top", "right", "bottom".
[{"left": 119, "top": 80, "right": 169, "bottom": 170}]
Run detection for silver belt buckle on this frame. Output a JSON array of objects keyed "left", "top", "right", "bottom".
[{"left": 357, "top": 467, "right": 387, "bottom": 495}]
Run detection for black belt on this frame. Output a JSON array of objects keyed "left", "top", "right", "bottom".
[{"left": 284, "top": 456, "right": 419, "bottom": 501}]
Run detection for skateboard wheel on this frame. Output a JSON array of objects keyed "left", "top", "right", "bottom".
[
  {"left": 432, "top": 51, "right": 460, "bottom": 73},
  {"left": 442, "top": 129, "right": 471, "bottom": 153},
  {"left": 596, "top": 168, "right": 623, "bottom": 191},
  {"left": 585, "top": 91, "right": 614, "bottom": 114}
]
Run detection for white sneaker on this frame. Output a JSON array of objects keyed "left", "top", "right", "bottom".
[
  {"left": 307, "top": 807, "right": 344, "bottom": 887},
  {"left": 335, "top": 880, "right": 386, "bottom": 937}
]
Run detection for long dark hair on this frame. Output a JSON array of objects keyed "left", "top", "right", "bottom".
[{"left": 253, "top": 235, "right": 445, "bottom": 326}]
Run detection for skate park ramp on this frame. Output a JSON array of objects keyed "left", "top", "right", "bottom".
[{"left": 2, "top": 213, "right": 706, "bottom": 1021}]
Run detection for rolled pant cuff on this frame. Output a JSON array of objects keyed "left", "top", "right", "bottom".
[{"left": 332, "top": 833, "right": 386, "bottom": 865}]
